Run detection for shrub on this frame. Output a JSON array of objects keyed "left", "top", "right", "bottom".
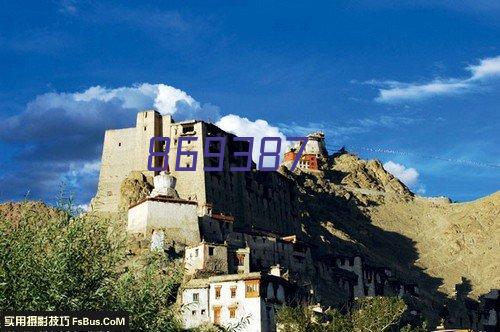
[
  {"left": 351, "top": 297, "right": 407, "bottom": 331},
  {"left": 0, "top": 202, "right": 182, "bottom": 331},
  {"left": 277, "top": 297, "right": 408, "bottom": 332}
]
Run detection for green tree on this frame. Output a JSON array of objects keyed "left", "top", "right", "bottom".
[
  {"left": 0, "top": 202, "right": 182, "bottom": 331},
  {"left": 276, "top": 305, "right": 324, "bottom": 332},
  {"left": 325, "top": 308, "right": 353, "bottom": 332},
  {"left": 109, "top": 252, "right": 183, "bottom": 331},
  {"left": 351, "top": 297, "right": 407, "bottom": 332},
  {"left": 277, "top": 297, "right": 408, "bottom": 332}
]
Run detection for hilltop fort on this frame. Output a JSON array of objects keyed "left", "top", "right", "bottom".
[{"left": 91, "top": 110, "right": 300, "bottom": 235}]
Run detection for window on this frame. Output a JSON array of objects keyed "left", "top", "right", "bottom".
[
  {"left": 201, "top": 309, "right": 206, "bottom": 315},
  {"left": 144, "top": 126, "right": 147, "bottom": 131},
  {"left": 215, "top": 286, "right": 221, "bottom": 299},
  {"left": 236, "top": 254, "right": 245, "bottom": 266},
  {"left": 245, "top": 280, "right": 259, "bottom": 298},
  {"left": 208, "top": 247, "right": 214, "bottom": 256},
  {"left": 195, "top": 249, "right": 199, "bottom": 257},
  {"left": 229, "top": 307, "right": 237, "bottom": 318},
  {"left": 183, "top": 125, "right": 194, "bottom": 133},
  {"left": 193, "top": 293, "right": 199, "bottom": 302},
  {"left": 230, "top": 286, "right": 237, "bottom": 298},
  {"left": 213, "top": 306, "right": 221, "bottom": 325},
  {"left": 118, "top": 142, "right": 121, "bottom": 146},
  {"left": 191, "top": 310, "right": 196, "bottom": 316}
]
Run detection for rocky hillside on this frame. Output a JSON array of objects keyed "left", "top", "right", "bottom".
[
  {"left": 286, "top": 151, "right": 499, "bottom": 304},
  {"left": 0, "top": 201, "right": 66, "bottom": 226},
  {"left": 368, "top": 192, "right": 499, "bottom": 299}
]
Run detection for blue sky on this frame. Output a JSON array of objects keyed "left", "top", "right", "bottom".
[{"left": 0, "top": 0, "right": 499, "bottom": 205}]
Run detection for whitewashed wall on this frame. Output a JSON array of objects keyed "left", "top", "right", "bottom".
[{"left": 127, "top": 199, "right": 200, "bottom": 245}]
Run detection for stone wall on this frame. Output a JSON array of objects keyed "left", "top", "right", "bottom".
[{"left": 92, "top": 127, "right": 137, "bottom": 212}]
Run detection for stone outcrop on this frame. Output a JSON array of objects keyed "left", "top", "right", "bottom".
[
  {"left": 0, "top": 201, "right": 66, "bottom": 227},
  {"left": 118, "top": 171, "right": 153, "bottom": 212},
  {"left": 330, "top": 153, "right": 412, "bottom": 199}
]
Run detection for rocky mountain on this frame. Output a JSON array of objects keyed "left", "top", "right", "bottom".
[
  {"left": 284, "top": 151, "right": 499, "bottom": 305},
  {"left": 368, "top": 192, "right": 499, "bottom": 299}
]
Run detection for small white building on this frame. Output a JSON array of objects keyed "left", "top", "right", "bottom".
[
  {"left": 184, "top": 242, "right": 229, "bottom": 275},
  {"left": 181, "top": 272, "right": 293, "bottom": 332}
]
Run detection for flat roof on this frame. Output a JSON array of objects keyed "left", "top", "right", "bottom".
[
  {"left": 182, "top": 272, "right": 292, "bottom": 289},
  {"left": 128, "top": 195, "right": 198, "bottom": 209}
]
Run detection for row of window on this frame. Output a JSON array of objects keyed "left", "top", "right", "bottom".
[
  {"left": 207, "top": 281, "right": 260, "bottom": 300},
  {"left": 192, "top": 246, "right": 216, "bottom": 258},
  {"left": 191, "top": 284, "right": 239, "bottom": 304},
  {"left": 214, "top": 285, "right": 237, "bottom": 299},
  {"left": 214, "top": 305, "right": 238, "bottom": 321},
  {"left": 191, "top": 308, "right": 206, "bottom": 316}
]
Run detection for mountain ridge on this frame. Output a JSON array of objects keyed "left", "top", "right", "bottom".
[{"left": 287, "top": 151, "right": 499, "bottom": 301}]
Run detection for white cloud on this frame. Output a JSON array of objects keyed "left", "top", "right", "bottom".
[
  {"left": 0, "top": 83, "right": 219, "bottom": 204},
  {"left": 416, "top": 186, "right": 426, "bottom": 195},
  {"left": 64, "top": 160, "right": 101, "bottom": 184},
  {"left": 77, "top": 204, "right": 89, "bottom": 211},
  {"left": 72, "top": 83, "right": 206, "bottom": 116},
  {"left": 383, "top": 161, "right": 419, "bottom": 187},
  {"left": 376, "top": 80, "right": 470, "bottom": 103},
  {"left": 80, "top": 161, "right": 101, "bottom": 174},
  {"left": 2, "top": 83, "right": 293, "bottom": 203},
  {"left": 372, "top": 55, "right": 500, "bottom": 103},
  {"left": 468, "top": 56, "right": 500, "bottom": 80},
  {"left": 216, "top": 114, "right": 286, "bottom": 166}
]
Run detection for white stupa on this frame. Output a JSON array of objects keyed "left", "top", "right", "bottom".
[{"left": 150, "top": 171, "right": 179, "bottom": 198}]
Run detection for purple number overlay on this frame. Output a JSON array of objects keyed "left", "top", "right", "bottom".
[
  {"left": 175, "top": 137, "right": 198, "bottom": 171},
  {"left": 230, "top": 137, "right": 254, "bottom": 172},
  {"left": 204, "top": 136, "right": 226, "bottom": 172},
  {"left": 147, "top": 136, "right": 170, "bottom": 172},
  {"left": 147, "top": 136, "right": 307, "bottom": 172},
  {"left": 259, "top": 137, "right": 281, "bottom": 171},
  {"left": 286, "top": 136, "right": 307, "bottom": 171}
]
